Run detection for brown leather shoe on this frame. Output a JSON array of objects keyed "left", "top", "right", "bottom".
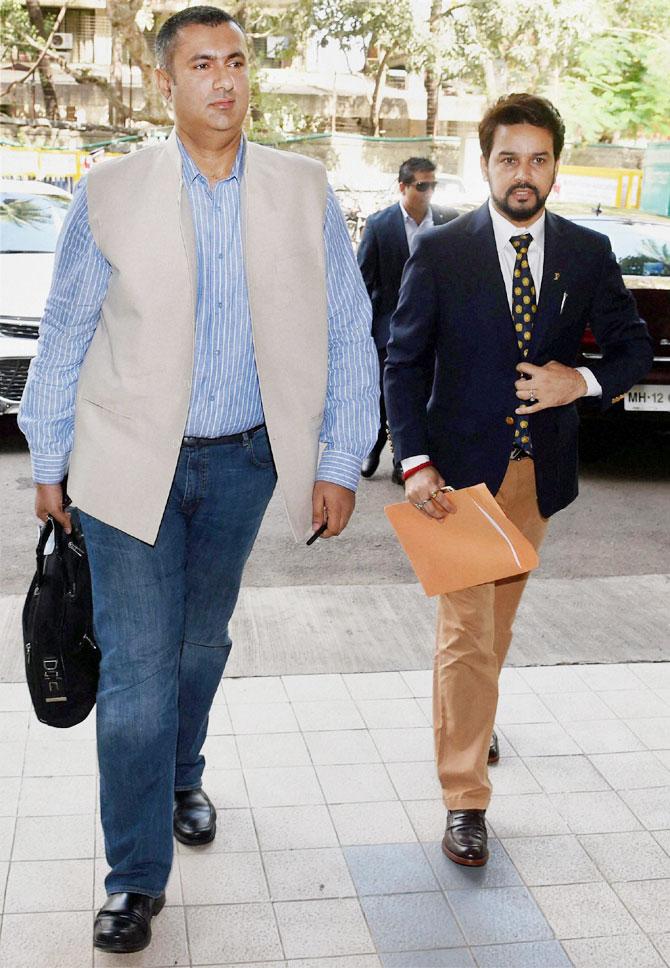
[
  {"left": 173, "top": 787, "right": 216, "bottom": 845},
  {"left": 442, "top": 809, "right": 489, "bottom": 867},
  {"left": 488, "top": 730, "right": 500, "bottom": 764},
  {"left": 93, "top": 891, "right": 165, "bottom": 953}
]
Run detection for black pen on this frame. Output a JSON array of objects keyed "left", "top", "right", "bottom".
[{"left": 306, "top": 521, "right": 328, "bottom": 546}]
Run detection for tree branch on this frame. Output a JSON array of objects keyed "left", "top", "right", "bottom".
[{"left": 1, "top": 1, "right": 69, "bottom": 97}]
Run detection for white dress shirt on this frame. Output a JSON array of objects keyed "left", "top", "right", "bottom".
[
  {"left": 400, "top": 199, "right": 601, "bottom": 475},
  {"left": 399, "top": 201, "right": 434, "bottom": 255}
]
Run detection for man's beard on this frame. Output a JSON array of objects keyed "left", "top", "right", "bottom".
[{"left": 491, "top": 182, "right": 549, "bottom": 222}]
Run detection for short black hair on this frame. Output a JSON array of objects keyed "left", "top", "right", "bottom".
[
  {"left": 156, "top": 6, "right": 244, "bottom": 75},
  {"left": 479, "top": 93, "right": 565, "bottom": 161},
  {"left": 398, "top": 157, "right": 436, "bottom": 184}
]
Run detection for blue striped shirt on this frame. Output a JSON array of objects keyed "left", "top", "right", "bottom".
[{"left": 18, "top": 138, "right": 379, "bottom": 492}]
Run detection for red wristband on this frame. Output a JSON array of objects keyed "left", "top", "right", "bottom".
[{"left": 402, "top": 461, "right": 433, "bottom": 482}]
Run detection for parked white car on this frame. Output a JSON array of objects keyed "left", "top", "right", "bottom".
[{"left": 0, "top": 179, "right": 71, "bottom": 415}]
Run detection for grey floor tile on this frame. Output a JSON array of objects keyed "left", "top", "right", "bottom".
[
  {"left": 223, "top": 676, "right": 288, "bottom": 704},
  {"left": 357, "top": 699, "right": 427, "bottom": 730},
  {"left": 0, "top": 859, "right": 8, "bottom": 898},
  {"left": 245, "top": 765, "right": 324, "bottom": 807},
  {"left": 598, "top": 689, "right": 670, "bottom": 720},
  {"left": 423, "top": 839, "right": 522, "bottom": 890},
  {"left": 549, "top": 790, "right": 642, "bottom": 834},
  {"left": 12, "top": 813, "right": 95, "bottom": 860},
  {"left": 0, "top": 684, "right": 31, "bottom": 713},
  {"left": 562, "top": 933, "right": 665, "bottom": 968},
  {"left": 179, "top": 850, "right": 269, "bottom": 904},
  {"left": 495, "top": 693, "right": 555, "bottom": 725},
  {"left": 206, "top": 702, "right": 233, "bottom": 735},
  {"left": 524, "top": 755, "right": 609, "bottom": 794},
  {"left": 5, "top": 858, "right": 93, "bottom": 913},
  {"left": 201, "top": 734, "right": 242, "bottom": 770},
  {"left": 0, "top": 742, "right": 26, "bottom": 778},
  {"left": 501, "top": 834, "right": 603, "bottom": 886},
  {"left": 22, "top": 738, "right": 96, "bottom": 777},
  {"left": 576, "top": 664, "right": 643, "bottom": 692},
  {"left": 186, "top": 902, "right": 283, "bottom": 965},
  {"left": 613, "top": 878, "right": 670, "bottom": 934},
  {"left": 653, "top": 828, "right": 670, "bottom": 854},
  {"left": 329, "top": 801, "right": 417, "bottom": 846},
  {"left": 386, "top": 761, "right": 442, "bottom": 801},
  {"left": 650, "top": 934, "right": 670, "bottom": 964},
  {"left": 403, "top": 800, "right": 446, "bottom": 843},
  {"left": 500, "top": 723, "right": 581, "bottom": 757},
  {"left": 626, "top": 718, "right": 670, "bottom": 751},
  {"left": 263, "top": 846, "right": 356, "bottom": 900},
  {"left": 519, "top": 666, "right": 588, "bottom": 694},
  {"left": 304, "top": 730, "right": 381, "bottom": 766},
  {"left": 541, "top": 692, "right": 616, "bottom": 723},
  {"left": 448, "top": 886, "right": 553, "bottom": 946},
  {"left": 253, "top": 804, "right": 338, "bottom": 850},
  {"left": 316, "top": 764, "right": 397, "bottom": 804},
  {"left": 282, "top": 673, "right": 349, "bottom": 701},
  {"left": 274, "top": 897, "right": 374, "bottom": 959},
  {"left": 360, "top": 892, "right": 465, "bottom": 953},
  {"left": 563, "top": 719, "right": 646, "bottom": 755},
  {"left": 18, "top": 774, "right": 96, "bottom": 817},
  {"left": 201, "top": 768, "right": 249, "bottom": 808},
  {"left": 175, "top": 806, "right": 258, "bottom": 853},
  {"left": 588, "top": 751, "right": 670, "bottom": 790},
  {"left": 0, "top": 817, "right": 16, "bottom": 861},
  {"left": 369, "top": 727, "right": 434, "bottom": 763},
  {"left": 0, "top": 777, "right": 20, "bottom": 817},
  {"left": 292, "top": 700, "right": 365, "bottom": 732},
  {"left": 488, "top": 757, "right": 542, "bottom": 796},
  {"left": 28, "top": 716, "right": 95, "bottom": 744},
  {"left": 399, "top": 669, "right": 433, "bottom": 697},
  {"left": 236, "top": 731, "right": 311, "bottom": 769},
  {"left": 94, "top": 855, "right": 183, "bottom": 908},
  {"left": 286, "top": 957, "right": 380, "bottom": 968},
  {"left": 343, "top": 843, "right": 439, "bottom": 895},
  {"left": 580, "top": 830, "right": 670, "bottom": 881},
  {"left": 0, "top": 911, "right": 92, "bottom": 967},
  {"left": 381, "top": 949, "right": 474, "bottom": 967},
  {"left": 486, "top": 794, "right": 570, "bottom": 838},
  {"left": 499, "top": 668, "right": 535, "bottom": 694},
  {"left": 531, "top": 881, "right": 638, "bottom": 938},
  {"left": 0, "top": 712, "right": 29, "bottom": 743},
  {"left": 343, "top": 672, "right": 412, "bottom": 701},
  {"left": 94, "top": 907, "right": 190, "bottom": 966},
  {"left": 630, "top": 663, "right": 670, "bottom": 691},
  {"left": 620, "top": 787, "right": 670, "bottom": 829},
  {"left": 228, "top": 701, "right": 299, "bottom": 735},
  {"left": 472, "top": 940, "right": 572, "bottom": 967}
]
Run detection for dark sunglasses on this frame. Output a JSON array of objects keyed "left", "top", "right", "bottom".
[{"left": 410, "top": 180, "right": 437, "bottom": 192}]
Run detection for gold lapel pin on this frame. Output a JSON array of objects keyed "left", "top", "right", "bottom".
[{"left": 554, "top": 272, "right": 561, "bottom": 281}]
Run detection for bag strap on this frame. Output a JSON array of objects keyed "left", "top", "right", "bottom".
[
  {"left": 36, "top": 516, "right": 79, "bottom": 595},
  {"left": 35, "top": 517, "right": 54, "bottom": 587}
]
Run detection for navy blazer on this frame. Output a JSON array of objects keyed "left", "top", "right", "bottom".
[
  {"left": 384, "top": 202, "right": 653, "bottom": 518},
  {"left": 357, "top": 202, "right": 459, "bottom": 350}
]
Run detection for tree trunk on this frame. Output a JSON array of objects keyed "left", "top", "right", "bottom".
[
  {"left": 369, "top": 48, "right": 389, "bottom": 137},
  {"left": 24, "top": 0, "right": 59, "bottom": 120},
  {"left": 106, "top": 0, "right": 169, "bottom": 123},
  {"left": 109, "top": 28, "right": 127, "bottom": 125},
  {"left": 424, "top": 0, "right": 441, "bottom": 138}
]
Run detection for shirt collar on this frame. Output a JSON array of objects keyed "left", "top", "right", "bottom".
[
  {"left": 399, "top": 200, "right": 434, "bottom": 228},
  {"left": 177, "top": 134, "right": 246, "bottom": 186},
  {"left": 488, "top": 197, "right": 545, "bottom": 252}
]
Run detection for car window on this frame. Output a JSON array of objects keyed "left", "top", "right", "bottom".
[
  {"left": 0, "top": 192, "right": 70, "bottom": 253},
  {"left": 571, "top": 218, "right": 670, "bottom": 276}
]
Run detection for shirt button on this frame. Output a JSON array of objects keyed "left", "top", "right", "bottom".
[
  {"left": 218, "top": 253, "right": 223, "bottom": 259},
  {"left": 218, "top": 302, "right": 223, "bottom": 308},
  {"left": 209, "top": 395, "right": 215, "bottom": 402},
  {"left": 505, "top": 416, "right": 514, "bottom": 425}
]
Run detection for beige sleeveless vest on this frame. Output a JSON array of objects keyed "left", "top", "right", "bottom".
[{"left": 67, "top": 132, "right": 328, "bottom": 544}]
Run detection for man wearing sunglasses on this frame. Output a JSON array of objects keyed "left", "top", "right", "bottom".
[{"left": 357, "top": 158, "right": 459, "bottom": 482}]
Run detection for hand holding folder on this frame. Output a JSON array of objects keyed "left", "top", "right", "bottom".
[{"left": 385, "top": 483, "right": 539, "bottom": 596}]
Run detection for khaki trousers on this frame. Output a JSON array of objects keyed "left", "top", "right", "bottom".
[{"left": 433, "top": 458, "right": 549, "bottom": 809}]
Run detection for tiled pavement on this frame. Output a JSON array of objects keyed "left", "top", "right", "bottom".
[{"left": 1, "top": 663, "right": 670, "bottom": 967}]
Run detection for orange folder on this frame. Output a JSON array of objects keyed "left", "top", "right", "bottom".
[{"left": 385, "top": 483, "right": 539, "bottom": 596}]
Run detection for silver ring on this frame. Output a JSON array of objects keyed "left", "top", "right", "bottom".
[{"left": 414, "top": 499, "right": 428, "bottom": 510}]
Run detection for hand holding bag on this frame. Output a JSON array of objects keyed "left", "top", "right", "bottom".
[{"left": 22, "top": 514, "right": 100, "bottom": 727}]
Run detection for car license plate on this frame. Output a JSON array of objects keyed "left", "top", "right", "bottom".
[{"left": 624, "top": 385, "right": 670, "bottom": 411}]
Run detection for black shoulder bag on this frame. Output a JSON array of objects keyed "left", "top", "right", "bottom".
[{"left": 22, "top": 515, "right": 100, "bottom": 727}]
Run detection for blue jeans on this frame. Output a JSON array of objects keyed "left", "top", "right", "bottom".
[{"left": 79, "top": 427, "right": 276, "bottom": 897}]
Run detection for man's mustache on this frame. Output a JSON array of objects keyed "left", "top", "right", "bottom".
[{"left": 506, "top": 184, "right": 539, "bottom": 198}]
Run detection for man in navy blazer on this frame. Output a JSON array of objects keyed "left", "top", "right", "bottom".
[
  {"left": 357, "top": 158, "right": 458, "bottom": 481},
  {"left": 385, "top": 94, "right": 652, "bottom": 868}
]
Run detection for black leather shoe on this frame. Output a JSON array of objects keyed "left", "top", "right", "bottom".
[
  {"left": 488, "top": 730, "right": 500, "bottom": 764},
  {"left": 442, "top": 809, "right": 489, "bottom": 867},
  {"left": 93, "top": 891, "right": 165, "bottom": 953},
  {"left": 361, "top": 444, "right": 385, "bottom": 478},
  {"left": 391, "top": 463, "right": 404, "bottom": 485},
  {"left": 173, "top": 787, "right": 216, "bottom": 845}
]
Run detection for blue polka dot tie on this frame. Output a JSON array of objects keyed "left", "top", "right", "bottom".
[{"left": 510, "top": 233, "right": 536, "bottom": 454}]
